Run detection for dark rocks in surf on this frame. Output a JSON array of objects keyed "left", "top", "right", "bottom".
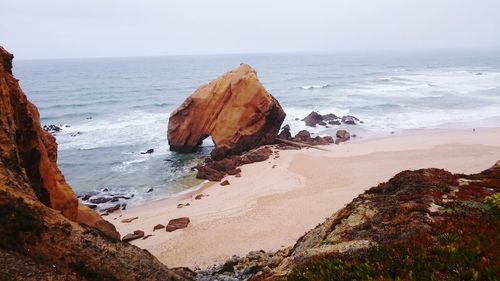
[
  {"left": 341, "top": 115, "right": 360, "bottom": 125},
  {"left": 302, "top": 111, "right": 342, "bottom": 127},
  {"left": 43, "top": 124, "right": 62, "bottom": 134},
  {"left": 277, "top": 124, "right": 292, "bottom": 140},
  {"left": 141, "top": 148, "right": 154, "bottom": 154},
  {"left": 335, "top": 130, "right": 351, "bottom": 144},
  {"left": 302, "top": 111, "right": 323, "bottom": 127}
]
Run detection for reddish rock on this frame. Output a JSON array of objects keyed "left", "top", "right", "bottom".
[
  {"left": 166, "top": 217, "right": 191, "bottom": 232},
  {"left": 221, "top": 180, "right": 230, "bottom": 186},
  {"left": 168, "top": 64, "right": 286, "bottom": 159},
  {"left": 0, "top": 46, "right": 189, "bottom": 280},
  {"left": 153, "top": 224, "right": 165, "bottom": 231},
  {"left": 122, "top": 230, "right": 145, "bottom": 242}
]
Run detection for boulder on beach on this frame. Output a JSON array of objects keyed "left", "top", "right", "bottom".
[
  {"left": 166, "top": 217, "right": 191, "bottom": 232},
  {"left": 168, "top": 64, "right": 286, "bottom": 159}
]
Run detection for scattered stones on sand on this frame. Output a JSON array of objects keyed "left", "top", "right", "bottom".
[
  {"left": 121, "top": 217, "right": 139, "bottom": 223},
  {"left": 142, "top": 234, "right": 153, "bottom": 240},
  {"left": 177, "top": 203, "right": 191, "bottom": 208},
  {"left": 221, "top": 180, "right": 230, "bottom": 186},
  {"left": 122, "top": 230, "right": 145, "bottom": 242},
  {"left": 153, "top": 224, "right": 165, "bottom": 231},
  {"left": 166, "top": 217, "right": 190, "bottom": 232},
  {"left": 195, "top": 194, "right": 207, "bottom": 200},
  {"left": 141, "top": 148, "right": 154, "bottom": 154}
]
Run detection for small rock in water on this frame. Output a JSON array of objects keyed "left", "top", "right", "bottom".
[
  {"left": 341, "top": 115, "right": 360, "bottom": 125},
  {"left": 85, "top": 204, "right": 97, "bottom": 209},
  {"left": 42, "top": 124, "right": 62, "bottom": 133},
  {"left": 153, "top": 224, "right": 165, "bottom": 231},
  {"left": 121, "top": 203, "right": 127, "bottom": 210},
  {"left": 220, "top": 180, "right": 230, "bottom": 186},
  {"left": 122, "top": 230, "right": 145, "bottom": 242},
  {"left": 141, "top": 148, "right": 154, "bottom": 154},
  {"left": 121, "top": 217, "right": 139, "bottom": 223},
  {"left": 166, "top": 217, "right": 190, "bottom": 232},
  {"left": 146, "top": 188, "right": 154, "bottom": 193}
]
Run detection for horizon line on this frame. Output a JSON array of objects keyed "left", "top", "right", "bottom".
[{"left": 10, "top": 47, "right": 500, "bottom": 62}]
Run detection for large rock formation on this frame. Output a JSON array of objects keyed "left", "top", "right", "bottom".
[
  {"left": 168, "top": 64, "right": 285, "bottom": 159},
  {"left": 0, "top": 46, "right": 189, "bottom": 280}
]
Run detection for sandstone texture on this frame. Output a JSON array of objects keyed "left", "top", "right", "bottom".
[
  {"left": 168, "top": 64, "right": 285, "bottom": 159},
  {"left": 0, "top": 46, "right": 188, "bottom": 280}
]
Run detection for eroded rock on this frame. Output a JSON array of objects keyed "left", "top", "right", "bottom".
[{"left": 168, "top": 64, "right": 285, "bottom": 159}]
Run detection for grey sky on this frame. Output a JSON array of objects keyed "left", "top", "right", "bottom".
[{"left": 1, "top": 0, "right": 499, "bottom": 59}]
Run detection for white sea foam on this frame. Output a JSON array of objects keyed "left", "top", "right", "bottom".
[{"left": 300, "top": 84, "right": 330, "bottom": 90}]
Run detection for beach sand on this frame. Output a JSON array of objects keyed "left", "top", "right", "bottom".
[{"left": 106, "top": 127, "right": 500, "bottom": 268}]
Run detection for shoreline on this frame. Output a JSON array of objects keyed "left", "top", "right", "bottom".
[{"left": 105, "top": 127, "right": 500, "bottom": 268}]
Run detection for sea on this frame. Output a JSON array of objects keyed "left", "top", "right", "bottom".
[{"left": 13, "top": 50, "right": 500, "bottom": 206}]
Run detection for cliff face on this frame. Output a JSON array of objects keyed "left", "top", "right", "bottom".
[
  {"left": 198, "top": 162, "right": 500, "bottom": 280},
  {"left": 0, "top": 46, "right": 189, "bottom": 280},
  {"left": 167, "top": 64, "right": 285, "bottom": 159}
]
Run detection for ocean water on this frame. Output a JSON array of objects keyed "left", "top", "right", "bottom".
[{"left": 13, "top": 51, "right": 500, "bottom": 205}]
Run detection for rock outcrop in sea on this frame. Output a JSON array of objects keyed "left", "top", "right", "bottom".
[
  {"left": 0, "top": 46, "right": 189, "bottom": 280},
  {"left": 168, "top": 63, "right": 286, "bottom": 160}
]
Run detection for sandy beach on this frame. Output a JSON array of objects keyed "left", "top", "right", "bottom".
[{"left": 106, "top": 127, "right": 500, "bottom": 268}]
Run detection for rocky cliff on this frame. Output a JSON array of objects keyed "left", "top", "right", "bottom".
[
  {"left": 198, "top": 162, "right": 500, "bottom": 280},
  {"left": 167, "top": 64, "right": 285, "bottom": 159},
  {"left": 0, "top": 46, "right": 189, "bottom": 280}
]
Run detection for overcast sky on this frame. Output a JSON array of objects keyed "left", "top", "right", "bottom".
[{"left": 1, "top": 0, "right": 499, "bottom": 59}]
